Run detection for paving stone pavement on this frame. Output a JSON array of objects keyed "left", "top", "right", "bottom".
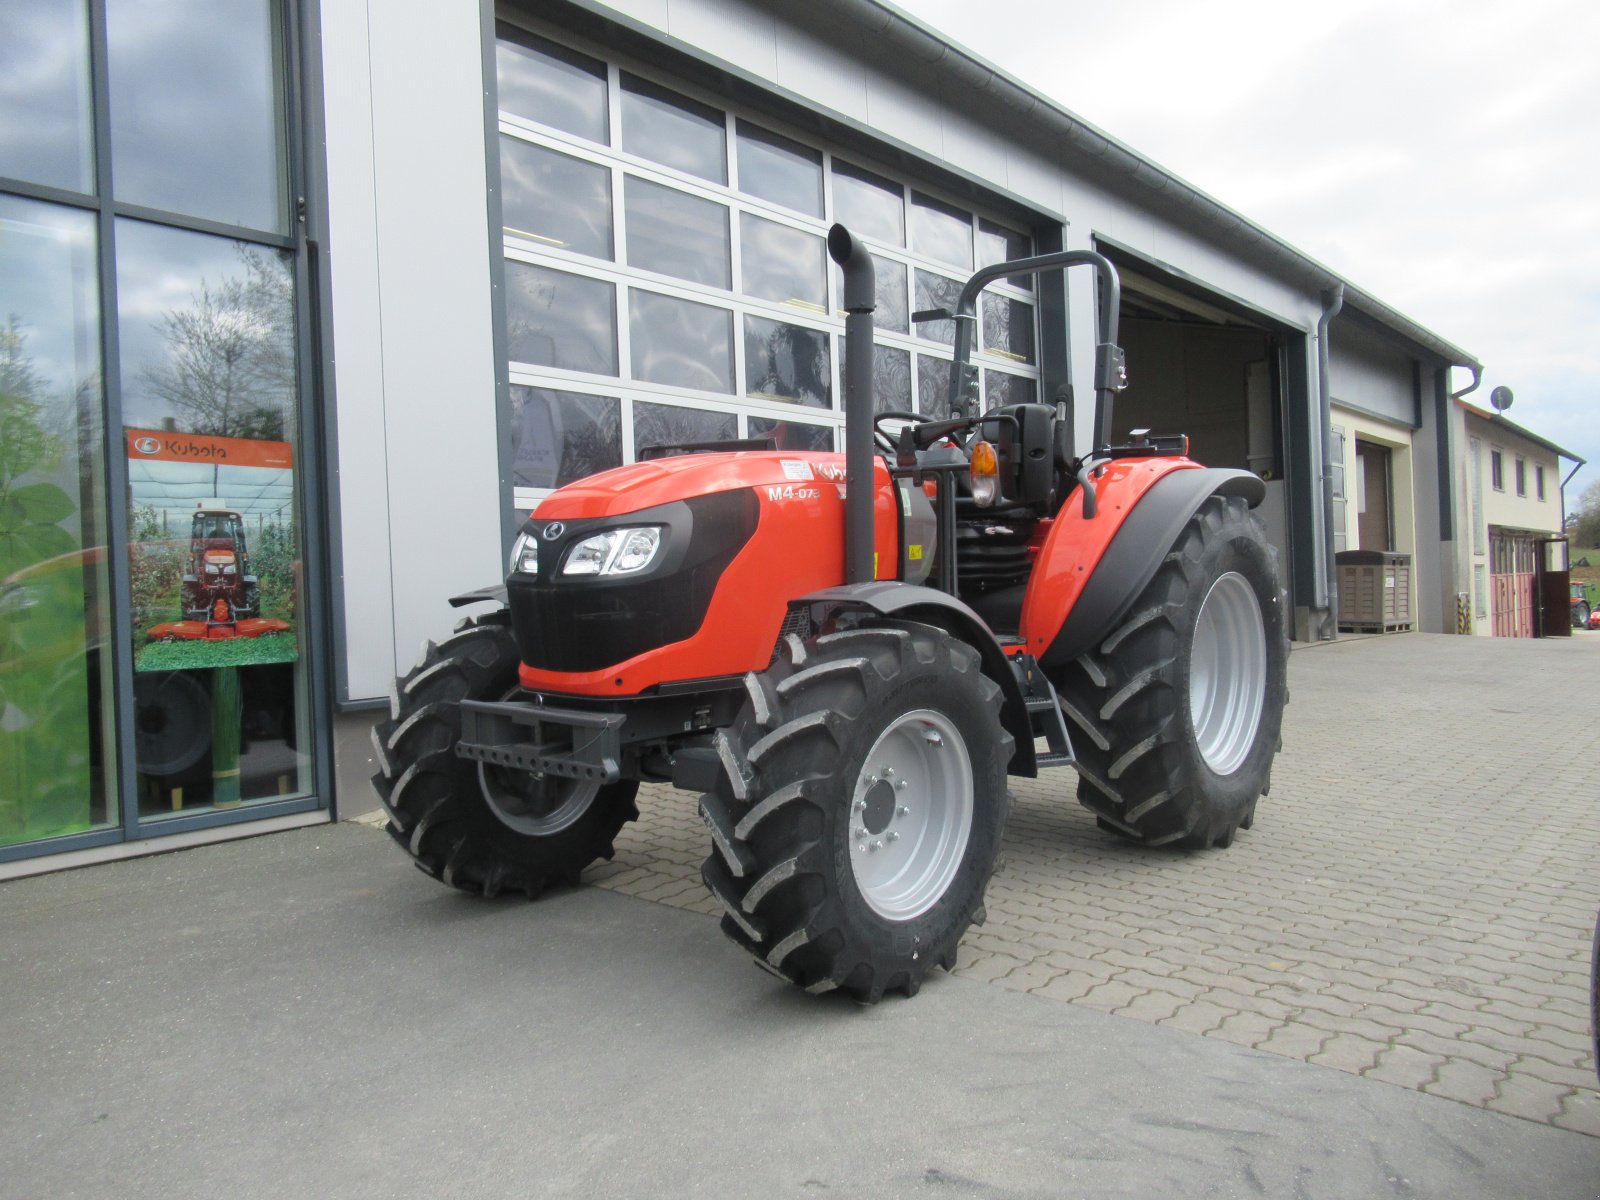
[{"left": 589, "top": 631, "right": 1600, "bottom": 1137}]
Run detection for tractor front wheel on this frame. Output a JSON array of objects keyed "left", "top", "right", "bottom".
[
  {"left": 372, "top": 611, "right": 639, "bottom": 897},
  {"left": 1053, "top": 492, "right": 1288, "bottom": 849},
  {"left": 699, "top": 622, "right": 1011, "bottom": 1000}
]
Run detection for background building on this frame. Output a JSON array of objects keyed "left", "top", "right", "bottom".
[{"left": 0, "top": 0, "right": 1516, "bottom": 870}]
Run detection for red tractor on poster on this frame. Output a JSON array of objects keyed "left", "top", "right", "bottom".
[
  {"left": 148, "top": 508, "right": 288, "bottom": 641},
  {"left": 374, "top": 224, "right": 1290, "bottom": 1001}
]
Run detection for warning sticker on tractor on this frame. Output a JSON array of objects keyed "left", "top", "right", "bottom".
[{"left": 779, "top": 460, "right": 814, "bottom": 481}]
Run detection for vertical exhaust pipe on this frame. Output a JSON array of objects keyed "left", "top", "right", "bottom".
[{"left": 828, "top": 224, "right": 877, "bottom": 586}]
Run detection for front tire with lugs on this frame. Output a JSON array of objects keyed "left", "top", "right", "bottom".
[
  {"left": 372, "top": 611, "right": 639, "bottom": 897},
  {"left": 1053, "top": 493, "right": 1287, "bottom": 849},
  {"left": 700, "top": 622, "right": 1011, "bottom": 1001}
]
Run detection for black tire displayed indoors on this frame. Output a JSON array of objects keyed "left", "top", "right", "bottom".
[
  {"left": 1053, "top": 493, "right": 1288, "bottom": 849},
  {"left": 372, "top": 611, "right": 639, "bottom": 897},
  {"left": 699, "top": 621, "right": 1011, "bottom": 1001}
]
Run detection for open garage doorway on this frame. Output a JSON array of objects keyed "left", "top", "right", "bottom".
[{"left": 1095, "top": 252, "right": 1296, "bottom": 600}]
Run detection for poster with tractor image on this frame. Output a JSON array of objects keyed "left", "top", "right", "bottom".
[{"left": 126, "top": 429, "right": 298, "bottom": 672}]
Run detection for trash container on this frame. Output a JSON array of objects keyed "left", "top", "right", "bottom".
[{"left": 1336, "top": 550, "right": 1412, "bottom": 633}]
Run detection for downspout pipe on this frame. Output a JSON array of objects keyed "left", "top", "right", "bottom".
[
  {"left": 829, "top": 223, "right": 877, "bottom": 585},
  {"left": 1316, "top": 283, "right": 1344, "bottom": 640}
]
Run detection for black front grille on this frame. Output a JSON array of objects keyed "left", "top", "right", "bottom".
[{"left": 507, "top": 489, "right": 759, "bottom": 674}]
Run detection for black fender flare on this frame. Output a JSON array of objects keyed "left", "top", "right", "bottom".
[
  {"left": 1042, "top": 467, "right": 1267, "bottom": 669},
  {"left": 449, "top": 583, "right": 509, "bottom": 608},
  {"left": 794, "top": 582, "right": 1037, "bottom": 778}
]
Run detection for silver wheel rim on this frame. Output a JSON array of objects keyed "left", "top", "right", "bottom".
[
  {"left": 1189, "top": 571, "right": 1267, "bottom": 776},
  {"left": 478, "top": 762, "right": 600, "bottom": 837},
  {"left": 848, "top": 709, "right": 974, "bottom": 921}
]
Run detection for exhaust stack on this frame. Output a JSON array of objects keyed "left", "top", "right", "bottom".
[{"left": 828, "top": 224, "right": 877, "bottom": 586}]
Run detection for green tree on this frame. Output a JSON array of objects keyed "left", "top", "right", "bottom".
[{"left": 1573, "top": 478, "right": 1600, "bottom": 550}]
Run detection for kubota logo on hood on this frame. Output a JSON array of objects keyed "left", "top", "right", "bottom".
[
  {"left": 542, "top": 522, "right": 565, "bottom": 540},
  {"left": 133, "top": 437, "right": 162, "bottom": 455}
]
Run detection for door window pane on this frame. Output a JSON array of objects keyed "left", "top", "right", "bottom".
[
  {"left": 735, "top": 122, "right": 822, "bottom": 216},
  {"left": 0, "top": 197, "right": 114, "bottom": 847},
  {"left": 841, "top": 341, "right": 913, "bottom": 414},
  {"left": 984, "top": 370, "right": 1037, "bottom": 408},
  {"left": 500, "top": 137, "right": 612, "bottom": 259},
  {"left": 624, "top": 177, "right": 730, "bottom": 288},
  {"left": 495, "top": 27, "right": 608, "bottom": 144},
  {"left": 510, "top": 387, "right": 621, "bottom": 489},
  {"left": 740, "top": 214, "right": 825, "bottom": 310},
  {"left": 832, "top": 252, "right": 907, "bottom": 332},
  {"left": 982, "top": 294, "right": 1035, "bottom": 364},
  {"left": 914, "top": 270, "right": 962, "bottom": 345},
  {"left": 504, "top": 261, "right": 618, "bottom": 375},
  {"left": 744, "top": 316, "right": 830, "bottom": 408},
  {"left": 633, "top": 401, "right": 735, "bottom": 458},
  {"left": 910, "top": 192, "right": 972, "bottom": 269},
  {"left": 114, "top": 220, "right": 311, "bottom": 815},
  {"left": 978, "top": 219, "right": 1032, "bottom": 290},
  {"left": 831, "top": 161, "right": 903, "bottom": 246},
  {"left": 620, "top": 75, "right": 726, "bottom": 185},
  {"left": 749, "top": 416, "right": 833, "bottom": 452},
  {"left": 917, "top": 354, "right": 953, "bottom": 416},
  {"left": 0, "top": 0, "right": 94, "bottom": 193},
  {"left": 107, "top": 0, "right": 286, "bottom": 232},
  {"left": 629, "top": 290, "right": 732, "bottom": 392}
]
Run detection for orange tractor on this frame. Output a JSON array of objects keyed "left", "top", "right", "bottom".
[
  {"left": 148, "top": 508, "right": 287, "bottom": 641},
  {"left": 374, "top": 225, "right": 1289, "bottom": 1000}
]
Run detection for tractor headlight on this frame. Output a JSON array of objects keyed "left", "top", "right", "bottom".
[
  {"left": 562, "top": 526, "right": 664, "bottom": 577},
  {"left": 508, "top": 530, "right": 539, "bottom": 576},
  {"left": 204, "top": 562, "right": 221, "bottom": 576}
]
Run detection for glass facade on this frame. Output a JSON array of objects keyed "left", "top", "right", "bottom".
[
  {"left": 0, "top": 0, "right": 319, "bottom": 859},
  {"left": 492, "top": 21, "right": 1041, "bottom": 512}
]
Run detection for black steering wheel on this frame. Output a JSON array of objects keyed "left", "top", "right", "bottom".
[{"left": 871, "top": 409, "right": 971, "bottom": 455}]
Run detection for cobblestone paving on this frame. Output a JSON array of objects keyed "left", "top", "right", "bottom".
[{"left": 589, "top": 631, "right": 1600, "bottom": 1136}]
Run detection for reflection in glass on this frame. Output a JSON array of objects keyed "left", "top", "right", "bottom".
[
  {"left": 0, "top": 196, "right": 113, "bottom": 846},
  {"left": 984, "top": 371, "right": 1038, "bottom": 408},
  {"left": 511, "top": 387, "right": 621, "bottom": 489},
  {"left": 982, "top": 294, "right": 1035, "bottom": 364},
  {"left": 116, "top": 220, "right": 297, "bottom": 439},
  {"left": 0, "top": 0, "right": 94, "bottom": 192},
  {"left": 620, "top": 75, "right": 726, "bottom": 185},
  {"left": 629, "top": 290, "right": 732, "bottom": 392},
  {"left": 832, "top": 253, "right": 906, "bottom": 332},
  {"left": 744, "top": 316, "right": 830, "bottom": 408},
  {"left": 633, "top": 401, "right": 735, "bottom": 458},
  {"left": 841, "top": 342, "right": 912, "bottom": 414},
  {"left": 750, "top": 416, "right": 833, "bottom": 452},
  {"left": 740, "top": 215, "right": 825, "bottom": 310},
  {"left": 914, "top": 270, "right": 961, "bottom": 346},
  {"left": 910, "top": 193, "right": 972, "bottom": 269},
  {"left": 832, "top": 161, "right": 903, "bottom": 246},
  {"left": 735, "top": 122, "right": 822, "bottom": 216},
  {"left": 624, "top": 177, "right": 730, "bottom": 288},
  {"left": 500, "top": 137, "right": 612, "bottom": 259},
  {"left": 107, "top": 0, "right": 286, "bottom": 232},
  {"left": 978, "top": 219, "right": 1032, "bottom": 290},
  {"left": 495, "top": 27, "right": 608, "bottom": 144},
  {"left": 917, "top": 354, "right": 953, "bottom": 417},
  {"left": 505, "top": 261, "right": 617, "bottom": 375}
]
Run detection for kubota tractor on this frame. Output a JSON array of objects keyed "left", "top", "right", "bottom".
[{"left": 374, "top": 225, "right": 1289, "bottom": 1001}]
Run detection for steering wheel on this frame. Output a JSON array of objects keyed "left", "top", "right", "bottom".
[{"left": 871, "top": 409, "right": 971, "bottom": 455}]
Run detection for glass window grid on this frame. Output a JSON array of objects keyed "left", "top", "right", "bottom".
[{"left": 495, "top": 28, "right": 1042, "bottom": 500}]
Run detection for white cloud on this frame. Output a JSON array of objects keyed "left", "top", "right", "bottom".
[{"left": 895, "top": 0, "right": 1600, "bottom": 499}]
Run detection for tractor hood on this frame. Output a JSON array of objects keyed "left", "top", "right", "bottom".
[{"left": 531, "top": 450, "right": 850, "bottom": 521}]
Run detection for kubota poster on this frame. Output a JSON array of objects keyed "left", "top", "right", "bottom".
[{"left": 126, "top": 428, "right": 299, "bottom": 671}]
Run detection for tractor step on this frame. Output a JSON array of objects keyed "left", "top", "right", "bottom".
[{"left": 1022, "top": 672, "right": 1075, "bottom": 769}]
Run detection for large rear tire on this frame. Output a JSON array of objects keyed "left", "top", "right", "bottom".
[
  {"left": 699, "top": 622, "right": 1011, "bottom": 1001},
  {"left": 371, "top": 611, "right": 639, "bottom": 897},
  {"left": 1053, "top": 492, "right": 1287, "bottom": 849}
]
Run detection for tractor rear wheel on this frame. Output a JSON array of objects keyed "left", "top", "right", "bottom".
[
  {"left": 372, "top": 611, "right": 639, "bottom": 897},
  {"left": 1053, "top": 493, "right": 1287, "bottom": 849},
  {"left": 699, "top": 622, "right": 1011, "bottom": 1001}
]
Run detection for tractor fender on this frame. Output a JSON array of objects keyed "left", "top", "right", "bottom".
[
  {"left": 1034, "top": 465, "right": 1265, "bottom": 669},
  {"left": 794, "top": 581, "right": 1037, "bottom": 778},
  {"left": 449, "top": 584, "right": 509, "bottom": 609}
]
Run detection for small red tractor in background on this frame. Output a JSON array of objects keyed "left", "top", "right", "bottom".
[
  {"left": 148, "top": 508, "right": 287, "bottom": 641},
  {"left": 374, "top": 225, "right": 1289, "bottom": 1001}
]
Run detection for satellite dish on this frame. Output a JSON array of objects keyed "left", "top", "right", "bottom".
[{"left": 1489, "top": 385, "right": 1514, "bottom": 412}]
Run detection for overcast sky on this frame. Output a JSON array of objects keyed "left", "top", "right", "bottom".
[{"left": 896, "top": 0, "right": 1600, "bottom": 508}]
